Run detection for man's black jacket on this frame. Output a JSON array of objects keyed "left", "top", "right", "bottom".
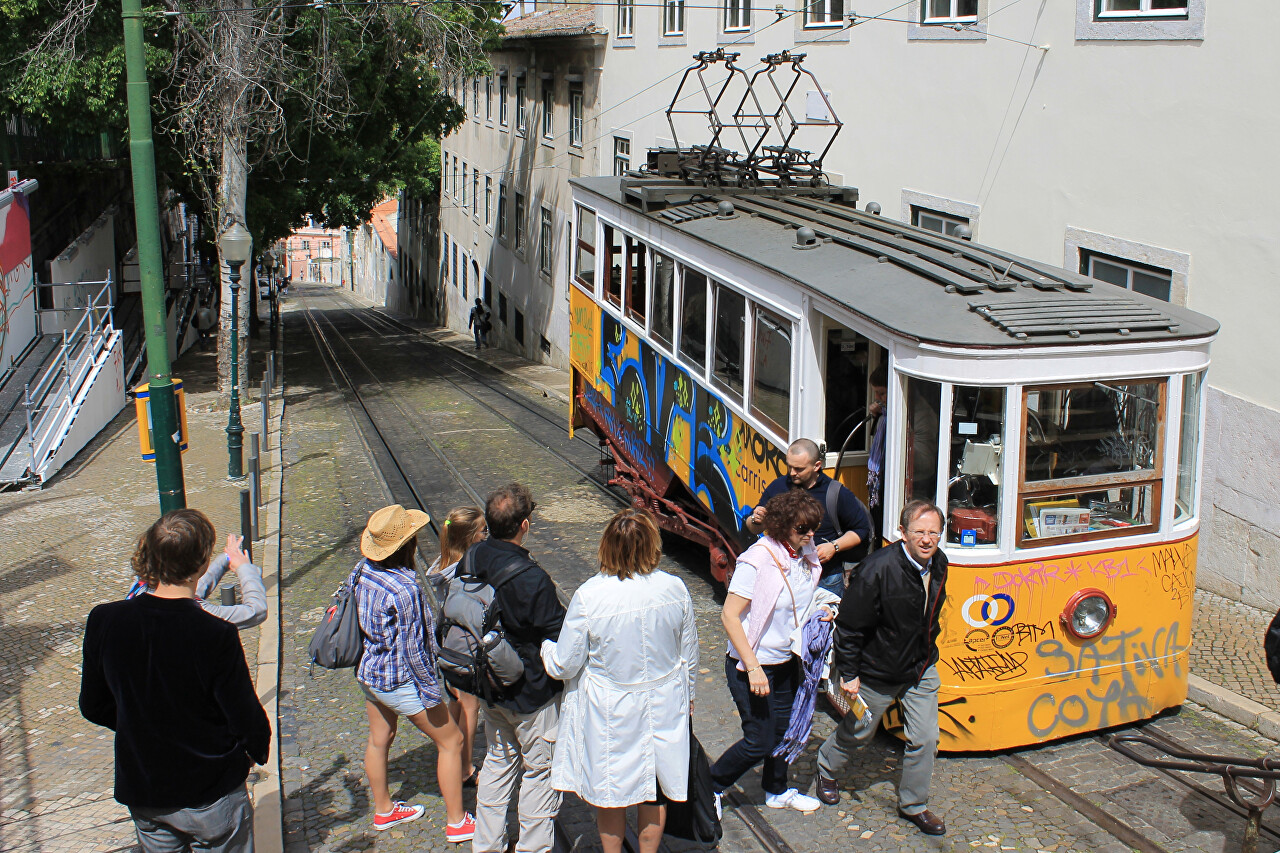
[
  {"left": 469, "top": 537, "right": 567, "bottom": 714},
  {"left": 832, "top": 542, "right": 947, "bottom": 686}
]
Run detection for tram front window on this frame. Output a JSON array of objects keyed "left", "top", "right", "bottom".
[
  {"left": 947, "top": 386, "right": 1004, "bottom": 546},
  {"left": 1020, "top": 378, "right": 1165, "bottom": 544},
  {"left": 904, "top": 377, "right": 942, "bottom": 507},
  {"left": 1175, "top": 371, "right": 1204, "bottom": 522}
]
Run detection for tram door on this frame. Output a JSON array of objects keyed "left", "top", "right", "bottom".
[{"left": 821, "top": 323, "right": 886, "bottom": 518}]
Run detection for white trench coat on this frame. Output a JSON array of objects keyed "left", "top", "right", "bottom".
[{"left": 541, "top": 570, "right": 699, "bottom": 808}]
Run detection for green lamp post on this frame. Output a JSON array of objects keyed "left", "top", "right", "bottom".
[{"left": 221, "top": 223, "right": 252, "bottom": 479}]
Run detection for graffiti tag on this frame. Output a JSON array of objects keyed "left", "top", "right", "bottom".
[
  {"left": 942, "top": 650, "right": 1029, "bottom": 683},
  {"left": 964, "top": 621, "right": 1054, "bottom": 652}
]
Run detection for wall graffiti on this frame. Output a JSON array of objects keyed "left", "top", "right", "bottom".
[
  {"left": 942, "top": 650, "right": 1029, "bottom": 683},
  {"left": 963, "top": 621, "right": 1053, "bottom": 652},
  {"left": 569, "top": 287, "right": 786, "bottom": 544}
]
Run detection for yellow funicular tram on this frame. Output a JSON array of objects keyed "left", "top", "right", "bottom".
[{"left": 566, "top": 51, "right": 1216, "bottom": 751}]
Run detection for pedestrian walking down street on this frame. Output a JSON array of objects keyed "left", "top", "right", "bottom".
[
  {"left": 426, "top": 506, "right": 489, "bottom": 787},
  {"left": 541, "top": 509, "right": 699, "bottom": 853},
  {"left": 352, "top": 505, "right": 475, "bottom": 841},
  {"left": 710, "top": 490, "right": 838, "bottom": 815},
  {"left": 80, "top": 509, "right": 270, "bottom": 852},
  {"left": 126, "top": 533, "right": 268, "bottom": 630},
  {"left": 195, "top": 302, "right": 216, "bottom": 351},
  {"left": 469, "top": 298, "right": 492, "bottom": 350},
  {"left": 815, "top": 499, "right": 949, "bottom": 836},
  {"left": 745, "top": 438, "right": 871, "bottom": 597},
  {"left": 471, "top": 483, "right": 567, "bottom": 853}
]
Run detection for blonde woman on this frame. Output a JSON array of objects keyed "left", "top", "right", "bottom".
[
  {"left": 427, "top": 506, "right": 487, "bottom": 785},
  {"left": 541, "top": 509, "right": 699, "bottom": 853}
]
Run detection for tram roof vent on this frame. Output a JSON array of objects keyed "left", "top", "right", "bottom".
[
  {"left": 970, "top": 297, "right": 1183, "bottom": 340},
  {"left": 655, "top": 201, "right": 722, "bottom": 224},
  {"left": 716, "top": 201, "right": 737, "bottom": 219},
  {"left": 794, "top": 226, "right": 820, "bottom": 250}
]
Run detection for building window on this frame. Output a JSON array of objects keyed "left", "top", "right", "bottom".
[
  {"left": 441, "top": 154, "right": 449, "bottom": 196},
  {"left": 485, "top": 177, "right": 493, "bottom": 226},
  {"left": 516, "top": 80, "right": 527, "bottom": 132},
  {"left": 498, "top": 186, "right": 508, "bottom": 240},
  {"left": 912, "top": 205, "right": 969, "bottom": 237},
  {"left": 922, "top": 0, "right": 977, "bottom": 23},
  {"left": 541, "top": 82, "right": 554, "bottom": 139},
  {"left": 459, "top": 162, "right": 467, "bottom": 209},
  {"left": 569, "top": 88, "right": 584, "bottom": 147},
  {"left": 804, "top": 0, "right": 843, "bottom": 27},
  {"left": 451, "top": 242, "right": 458, "bottom": 288},
  {"left": 617, "top": 0, "right": 634, "bottom": 35},
  {"left": 540, "top": 335, "right": 552, "bottom": 356},
  {"left": 499, "top": 291, "right": 508, "bottom": 324},
  {"left": 514, "top": 191, "right": 526, "bottom": 251},
  {"left": 451, "top": 157, "right": 459, "bottom": 196},
  {"left": 1082, "top": 250, "right": 1173, "bottom": 302},
  {"left": 1097, "top": 0, "right": 1187, "bottom": 17},
  {"left": 499, "top": 76, "right": 509, "bottom": 126},
  {"left": 472, "top": 168, "right": 479, "bottom": 217},
  {"left": 724, "top": 0, "right": 750, "bottom": 31},
  {"left": 663, "top": 0, "right": 684, "bottom": 35},
  {"left": 514, "top": 309, "right": 525, "bottom": 344},
  {"left": 484, "top": 275, "right": 493, "bottom": 307},
  {"left": 472, "top": 78, "right": 479, "bottom": 115},
  {"left": 461, "top": 251, "right": 468, "bottom": 298},
  {"left": 485, "top": 77, "right": 493, "bottom": 121},
  {"left": 613, "top": 136, "right": 631, "bottom": 176},
  {"left": 301, "top": 240, "right": 310, "bottom": 251},
  {"left": 539, "top": 207, "right": 553, "bottom": 275}
]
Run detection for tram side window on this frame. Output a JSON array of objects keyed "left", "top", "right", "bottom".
[
  {"left": 625, "top": 237, "right": 647, "bottom": 323},
  {"left": 1020, "top": 379, "right": 1165, "bottom": 544},
  {"left": 651, "top": 252, "right": 676, "bottom": 350},
  {"left": 750, "top": 306, "right": 791, "bottom": 436},
  {"left": 903, "top": 377, "right": 942, "bottom": 508},
  {"left": 679, "top": 270, "right": 708, "bottom": 372},
  {"left": 712, "top": 283, "right": 745, "bottom": 401},
  {"left": 603, "top": 225, "right": 623, "bottom": 308},
  {"left": 574, "top": 207, "right": 596, "bottom": 289},
  {"left": 947, "top": 386, "right": 1005, "bottom": 547},
  {"left": 1175, "top": 371, "right": 1204, "bottom": 522}
]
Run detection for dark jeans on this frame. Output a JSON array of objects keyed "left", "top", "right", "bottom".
[{"left": 710, "top": 655, "right": 799, "bottom": 796}]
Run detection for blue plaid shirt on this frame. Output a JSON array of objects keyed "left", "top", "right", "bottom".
[{"left": 353, "top": 561, "right": 443, "bottom": 708}]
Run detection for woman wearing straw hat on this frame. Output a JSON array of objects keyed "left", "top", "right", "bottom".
[{"left": 353, "top": 504, "right": 475, "bottom": 841}]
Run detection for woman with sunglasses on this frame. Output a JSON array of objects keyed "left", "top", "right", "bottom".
[{"left": 710, "top": 489, "right": 838, "bottom": 813}]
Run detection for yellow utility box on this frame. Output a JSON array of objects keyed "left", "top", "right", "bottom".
[{"left": 135, "top": 379, "right": 190, "bottom": 461}]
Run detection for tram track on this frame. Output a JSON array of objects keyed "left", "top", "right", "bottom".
[{"left": 295, "top": 290, "right": 1276, "bottom": 853}]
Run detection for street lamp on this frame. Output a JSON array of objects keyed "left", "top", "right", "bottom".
[{"left": 221, "top": 222, "right": 252, "bottom": 479}]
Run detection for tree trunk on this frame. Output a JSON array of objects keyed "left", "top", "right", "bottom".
[{"left": 216, "top": 132, "right": 251, "bottom": 397}]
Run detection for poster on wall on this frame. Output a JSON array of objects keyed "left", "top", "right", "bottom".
[{"left": 0, "top": 189, "right": 37, "bottom": 372}]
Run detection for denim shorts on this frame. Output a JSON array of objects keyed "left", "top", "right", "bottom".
[{"left": 360, "top": 681, "right": 426, "bottom": 717}]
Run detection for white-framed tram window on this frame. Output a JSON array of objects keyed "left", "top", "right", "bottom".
[
  {"left": 1064, "top": 226, "right": 1189, "bottom": 305},
  {"left": 1076, "top": 0, "right": 1203, "bottom": 40},
  {"left": 901, "top": 190, "right": 979, "bottom": 237}
]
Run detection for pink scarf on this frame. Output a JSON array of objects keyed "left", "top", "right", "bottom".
[{"left": 734, "top": 537, "right": 821, "bottom": 670}]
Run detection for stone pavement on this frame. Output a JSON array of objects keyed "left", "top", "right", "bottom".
[{"left": 0, "top": 336, "right": 279, "bottom": 852}]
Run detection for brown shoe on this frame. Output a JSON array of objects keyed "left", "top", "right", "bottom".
[
  {"left": 899, "top": 809, "right": 945, "bottom": 836},
  {"left": 815, "top": 775, "right": 841, "bottom": 806}
]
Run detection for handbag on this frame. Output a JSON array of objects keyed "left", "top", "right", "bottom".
[
  {"left": 664, "top": 726, "right": 723, "bottom": 847},
  {"left": 308, "top": 562, "right": 365, "bottom": 669}
]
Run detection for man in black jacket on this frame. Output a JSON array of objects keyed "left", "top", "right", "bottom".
[
  {"left": 80, "top": 509, "right": 270, "bottom": 851},
  {"left": 814, "top": 499, "right": 948, "bottom": 836},
  {"left": 471, "top": 483, "right": 567, "bottom": 853}
]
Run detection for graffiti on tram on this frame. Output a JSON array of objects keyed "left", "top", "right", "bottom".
[
  {"left": 927, "top": 536, "right": 1197, "bottom": 750},
  {"left": 569, "top": 287, "right": 785, "bottom": 539}
]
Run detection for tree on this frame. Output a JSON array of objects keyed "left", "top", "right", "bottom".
[{"left": 1, "top": 0, "right": 499, "bottom": 392}]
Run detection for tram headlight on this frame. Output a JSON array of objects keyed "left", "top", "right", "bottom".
[{"left": 1060, "top": 588, "right": 1116, "bottom": 640}]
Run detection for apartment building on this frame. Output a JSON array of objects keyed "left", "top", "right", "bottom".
[{"left": 427, "top": 6, "right": 607, "bottom": 368}]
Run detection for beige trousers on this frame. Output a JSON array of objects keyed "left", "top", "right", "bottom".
[{"left": 472, "top": 699, "right": 561, "bottom": 853}]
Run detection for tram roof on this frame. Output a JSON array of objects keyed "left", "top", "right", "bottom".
[{"left": 572, "top": 175, "right": 1219, "bottom": 349}]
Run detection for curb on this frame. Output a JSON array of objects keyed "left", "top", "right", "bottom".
[
  {"left": 251, "top": 358, "right": 286, "bottom": 853},
  {"left": 1187, "top": 674, "right": 1280, "bottom": 742}
]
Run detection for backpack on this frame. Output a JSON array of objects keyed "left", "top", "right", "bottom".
[
  {"left": 664, "top": 727, "right": 723, "bottom": 847},
  {"left": 436, "top": 549, "right": 532, "bottom": 699},
  {"left": 825, "top": 479, "right": 871, "bottom": 564},
  {"left": 308, "top": 562, "right": 365, "bottom": 669}
]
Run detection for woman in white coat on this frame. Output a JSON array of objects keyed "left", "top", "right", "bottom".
[{"left": 541, "top": 508, "right": 698, "bottom": 853}]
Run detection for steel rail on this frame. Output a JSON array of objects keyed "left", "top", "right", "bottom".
[{"left": 300, "top": 306, "right": 440, "bottom": 535}]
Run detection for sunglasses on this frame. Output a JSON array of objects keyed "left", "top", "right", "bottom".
[{"left": 793, "top": 525, "right": 817, "bottom": 535}]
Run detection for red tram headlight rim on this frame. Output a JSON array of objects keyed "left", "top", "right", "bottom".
[{"left": 1059, "top": 588, "right": 1116, "bottom": 640}]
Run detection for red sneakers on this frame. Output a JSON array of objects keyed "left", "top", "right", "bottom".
[
  {"left": 446, "top": 813, "right": 476, "bottom": 844},
  {"left": 373, "top": 802, "right": 425, "bottom": 830}
]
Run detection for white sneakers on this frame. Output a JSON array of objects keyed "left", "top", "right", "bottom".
[{"left": 764, "top": 788, "right": 823, "bottom": 813}]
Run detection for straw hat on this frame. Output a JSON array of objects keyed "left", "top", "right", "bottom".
[{"left": 361, "top": 504, "right": 431, "bottom": 562}]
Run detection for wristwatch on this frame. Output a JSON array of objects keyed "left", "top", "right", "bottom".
[{"left": 832, "top": 542, "right": 841, "bottom": 553}]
